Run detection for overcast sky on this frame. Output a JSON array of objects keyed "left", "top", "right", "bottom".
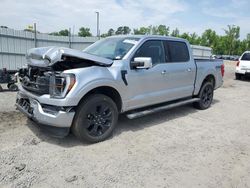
[{"left": 1, "top": 0, "right": 250, "bottom": 39}]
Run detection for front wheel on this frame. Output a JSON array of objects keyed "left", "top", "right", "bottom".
[
  {"left": 193, "top": 82, "right": 214, "bottom": 110},
  {"left": 72, "top": 94, "right": 118, "bottom": 143}
]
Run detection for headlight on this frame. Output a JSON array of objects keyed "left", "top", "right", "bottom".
[{"left": 49, "top": 73, "right": 76, "bottom": 98}]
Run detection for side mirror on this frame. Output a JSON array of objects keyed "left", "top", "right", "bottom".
[{"left": 131, "top": 57, "right": 153, "bottom": 69}]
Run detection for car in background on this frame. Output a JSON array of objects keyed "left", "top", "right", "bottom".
[{"left": 235, "top": 51, "right": 250, "bottom": 80}]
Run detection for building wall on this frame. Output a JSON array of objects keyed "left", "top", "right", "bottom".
[{"left": 0, "top": 28, "right": 98, "bottom": 70}]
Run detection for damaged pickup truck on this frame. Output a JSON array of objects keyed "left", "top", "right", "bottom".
[{"left": 16, "top": 35, "right": 224, "bottom": 143}]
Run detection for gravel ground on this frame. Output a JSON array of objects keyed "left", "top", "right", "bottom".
[{"left": 0, "top": 61, "right": 250, "bottom": 188}]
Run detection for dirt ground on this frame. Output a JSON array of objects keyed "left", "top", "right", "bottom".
[{"left": 0, "top": 61, "right": 250, "bottom": 188}]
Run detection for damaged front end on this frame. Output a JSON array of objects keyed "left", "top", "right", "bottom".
[
  {"left": 16, "top": 46, "right": 112, "bottom": 135},
  {"left": 19, "top": 46, "right": 112, "bottom": 98},
  {"left": 20, "top": 67, "right": 76, "bottom": 99}
]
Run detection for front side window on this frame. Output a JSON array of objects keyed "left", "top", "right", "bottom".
[
  {"left": 133, "top": 40, "right": 165, "bottom": 65},
  {"left": 241, "top": 53, "right": 250, "bottom": 61},
  {"left": 165, "top": 41, "right": 190, "bottom": 62}
]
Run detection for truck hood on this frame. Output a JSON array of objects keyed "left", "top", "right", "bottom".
[{"left": 26, "top": 46, "right": 113, "bottom": 67}]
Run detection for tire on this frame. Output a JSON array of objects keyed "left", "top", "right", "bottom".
[
  {"left": 72, "top": 94, "right": 118, "bottom": 143},
  {"left": 193, "top": 82, "right": 214, "bottom": 110},
  {"left": 235, "top": 73, "right": 242, "bottom": 80},
  {"left": 9, "top": 84, "right": 18, "bottom": 91}
]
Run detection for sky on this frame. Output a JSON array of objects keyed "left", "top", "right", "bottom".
[{"left": 0, "top": 0, "right": 250, "bottom": 39}]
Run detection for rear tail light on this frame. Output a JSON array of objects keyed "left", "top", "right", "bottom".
[
  {"left": 221, "top": 64, "right": 225, "bottom": 77},
  {"left": 236, "top": 61, "right": 240, "bottom": 67}
]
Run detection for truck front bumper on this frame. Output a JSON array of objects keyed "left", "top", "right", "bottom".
[{"left": 16, "top": 91, "right": 75, "bottom": 135}]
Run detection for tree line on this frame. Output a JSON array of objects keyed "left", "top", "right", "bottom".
[{"left": 47, "top": 25, "right": 250, "bottom": 55}]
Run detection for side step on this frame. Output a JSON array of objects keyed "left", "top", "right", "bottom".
[{"left": 126, "top": 98, "right": 200, "bottom": 119}]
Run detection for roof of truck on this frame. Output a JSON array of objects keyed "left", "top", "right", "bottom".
[{"left": 108, "top": 35, "right": 188, "bottom": 42}]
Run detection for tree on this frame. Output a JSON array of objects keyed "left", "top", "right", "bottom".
[
  {"left": 133, "top": 27, "right": 150, "bottom": 35},
  {"left": 189, "top": 33, "right": 200, "bottom": 45},
  {"left": 246, "top": 33, "right": 250, "bottom": 49},
  {"left": 100, "top": 28, "right": 115, "bottom": 38},
  {"left": 115, "top": 26, "right": 131, "bottom": 35},
  {"left": 200, "top": 29, "right": 218, "bottom": 47},
  {"left": 223, "top": 25, "right": 240, "bottom": 55},
  {"left": 50, "top": 29, "right": 69, "bottom": 36},
  {"left": 180, "top": 32, "right": 190, "bottom": 41},
  {"left": 157, "top": 25, "right": 169, "bottom": 36},
  {"left": 171, "top": 28, "right": 180, "bottom": 37},
  {"left": 78, "top": 27, "right": 92, "bottom": 37},
  {"left": 107, "top": 28, "right": 115, "bottom": 36}
]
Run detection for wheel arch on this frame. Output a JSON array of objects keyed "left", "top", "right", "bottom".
[
  {"left": 202, "top": 74, "right": 216, "bottom": 88},
  {"left": 77, "top": 86, "right": 123, "bottom": 113},
  {"left": 194, "top": 73, "right": 216, "bottom": 96}
]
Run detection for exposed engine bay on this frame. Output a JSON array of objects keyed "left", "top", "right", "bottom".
[
  {"left": 18, "top": 46, "right": 113, "bottom": 97},
  {"left": 19, "top": 55, "right": 107, "bottom": 96}
]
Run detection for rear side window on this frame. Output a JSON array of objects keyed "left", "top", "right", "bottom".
[
  {"left": 165, "top": 41, "right": 190, "bottom": 62},
  {"left": 133, "top": 40, "right": 165, "bottom": 65},
  {"left": 241, "top": 53, "right": 250, "bottom": 61}
]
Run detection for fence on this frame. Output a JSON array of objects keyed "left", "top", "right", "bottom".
[{"left": 0, "top": 28, "right": 98, "bottom": 71}]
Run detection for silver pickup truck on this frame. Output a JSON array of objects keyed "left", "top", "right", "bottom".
[{"left": 16, "top": 35, "right": 224, "bottom": 143}]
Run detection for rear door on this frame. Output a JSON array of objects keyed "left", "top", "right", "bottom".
[{"left": 162, "top": 40, "right": 196, "bottom": 99}]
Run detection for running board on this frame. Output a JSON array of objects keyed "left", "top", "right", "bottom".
[{"left": 126, "top": 98, "right": 200, "bottom": 119}]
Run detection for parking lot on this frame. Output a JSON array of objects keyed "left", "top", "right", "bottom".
[{"left": 0, "top": 61, "right": 250, "bottom": 188}]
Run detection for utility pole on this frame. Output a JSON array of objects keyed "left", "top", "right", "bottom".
[
  {"left": 69, "top": 27, "right": 71, "bottom": 48},
  {"left": 95, "top": 11, "right": 100, "bottom": 39},
  {"left": 34, "top": 23, "right": 37, "bottom": 47}
]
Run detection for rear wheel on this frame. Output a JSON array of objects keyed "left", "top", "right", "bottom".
[
  {"left": 72, "top": 94, "right": 118, "bottom": 143},
  {"left": 193, "top": 82, "right": 214, "bottom": 110},
  {"left": 235, "top": 73, "right": 242, "bottom": 80}
]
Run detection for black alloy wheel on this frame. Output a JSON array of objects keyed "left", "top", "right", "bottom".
[
  {"left": 72, "top": 94, "right": 118, "bottom": 143},
  {"left": 85, "top": 101, "right": 113, "bottom": 137},
  {"left": 194, "top": 82, "right": 214, "bottom": 110}
]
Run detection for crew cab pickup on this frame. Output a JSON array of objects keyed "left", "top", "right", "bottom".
[{"left": 16, "top": 35, "right": 224, "bottom": 143}]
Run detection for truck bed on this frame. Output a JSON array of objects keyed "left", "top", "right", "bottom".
[{"left": 193, "top": 58, "right": 224, "bottom": 95}]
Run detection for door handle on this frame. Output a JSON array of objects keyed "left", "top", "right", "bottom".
[
  {"left": 186, "top": 68, "right": 192, "bottom": 72},
  {"left": 161, "top": 70, "right": 167, "bottom": 75}
]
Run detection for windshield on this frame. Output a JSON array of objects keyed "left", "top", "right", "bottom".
[
  {"left": 83, "top": 37, "right": 140, "bottom": 60},
  {"left": 241, "top": 53, "right": 250, "bottom": 61}
]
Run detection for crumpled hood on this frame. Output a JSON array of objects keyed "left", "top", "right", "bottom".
[{"left": 26, "top": 46, "right": 113, "bottom": 67}]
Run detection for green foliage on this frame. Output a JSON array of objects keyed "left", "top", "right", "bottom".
[
  {"left": 48, "top": 24, "right": 250, "bottom": 55},
  {"left": 134, "top": 27, "right": 151, "bottom": 35},
  {"left": 78, "top": 27, "right": 92, "bottom": 37},
  {"left": 152, "top": 25, "right": 169, "bottom": 36},
  {"left": 107, "top": 28, "right": 115, "bottom": 36},
  {"left": 115, "top": 26, "right": 131, "bottom": 35},
  {"left": 101, "top": 28, "right": 115, "bottom": 37},
  {"left": 49, "top": 29, "right": 69, "bottom": 36},
  {"left": 171, "top": 28, "right": 180, "bottom": 37},
  {"left": 223, "top": 25, "right": 240, "bottom": 55}
]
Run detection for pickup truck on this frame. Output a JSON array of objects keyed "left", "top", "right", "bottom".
[{"left": 16, "top": 35, "right": 224, "bottom": 143}]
